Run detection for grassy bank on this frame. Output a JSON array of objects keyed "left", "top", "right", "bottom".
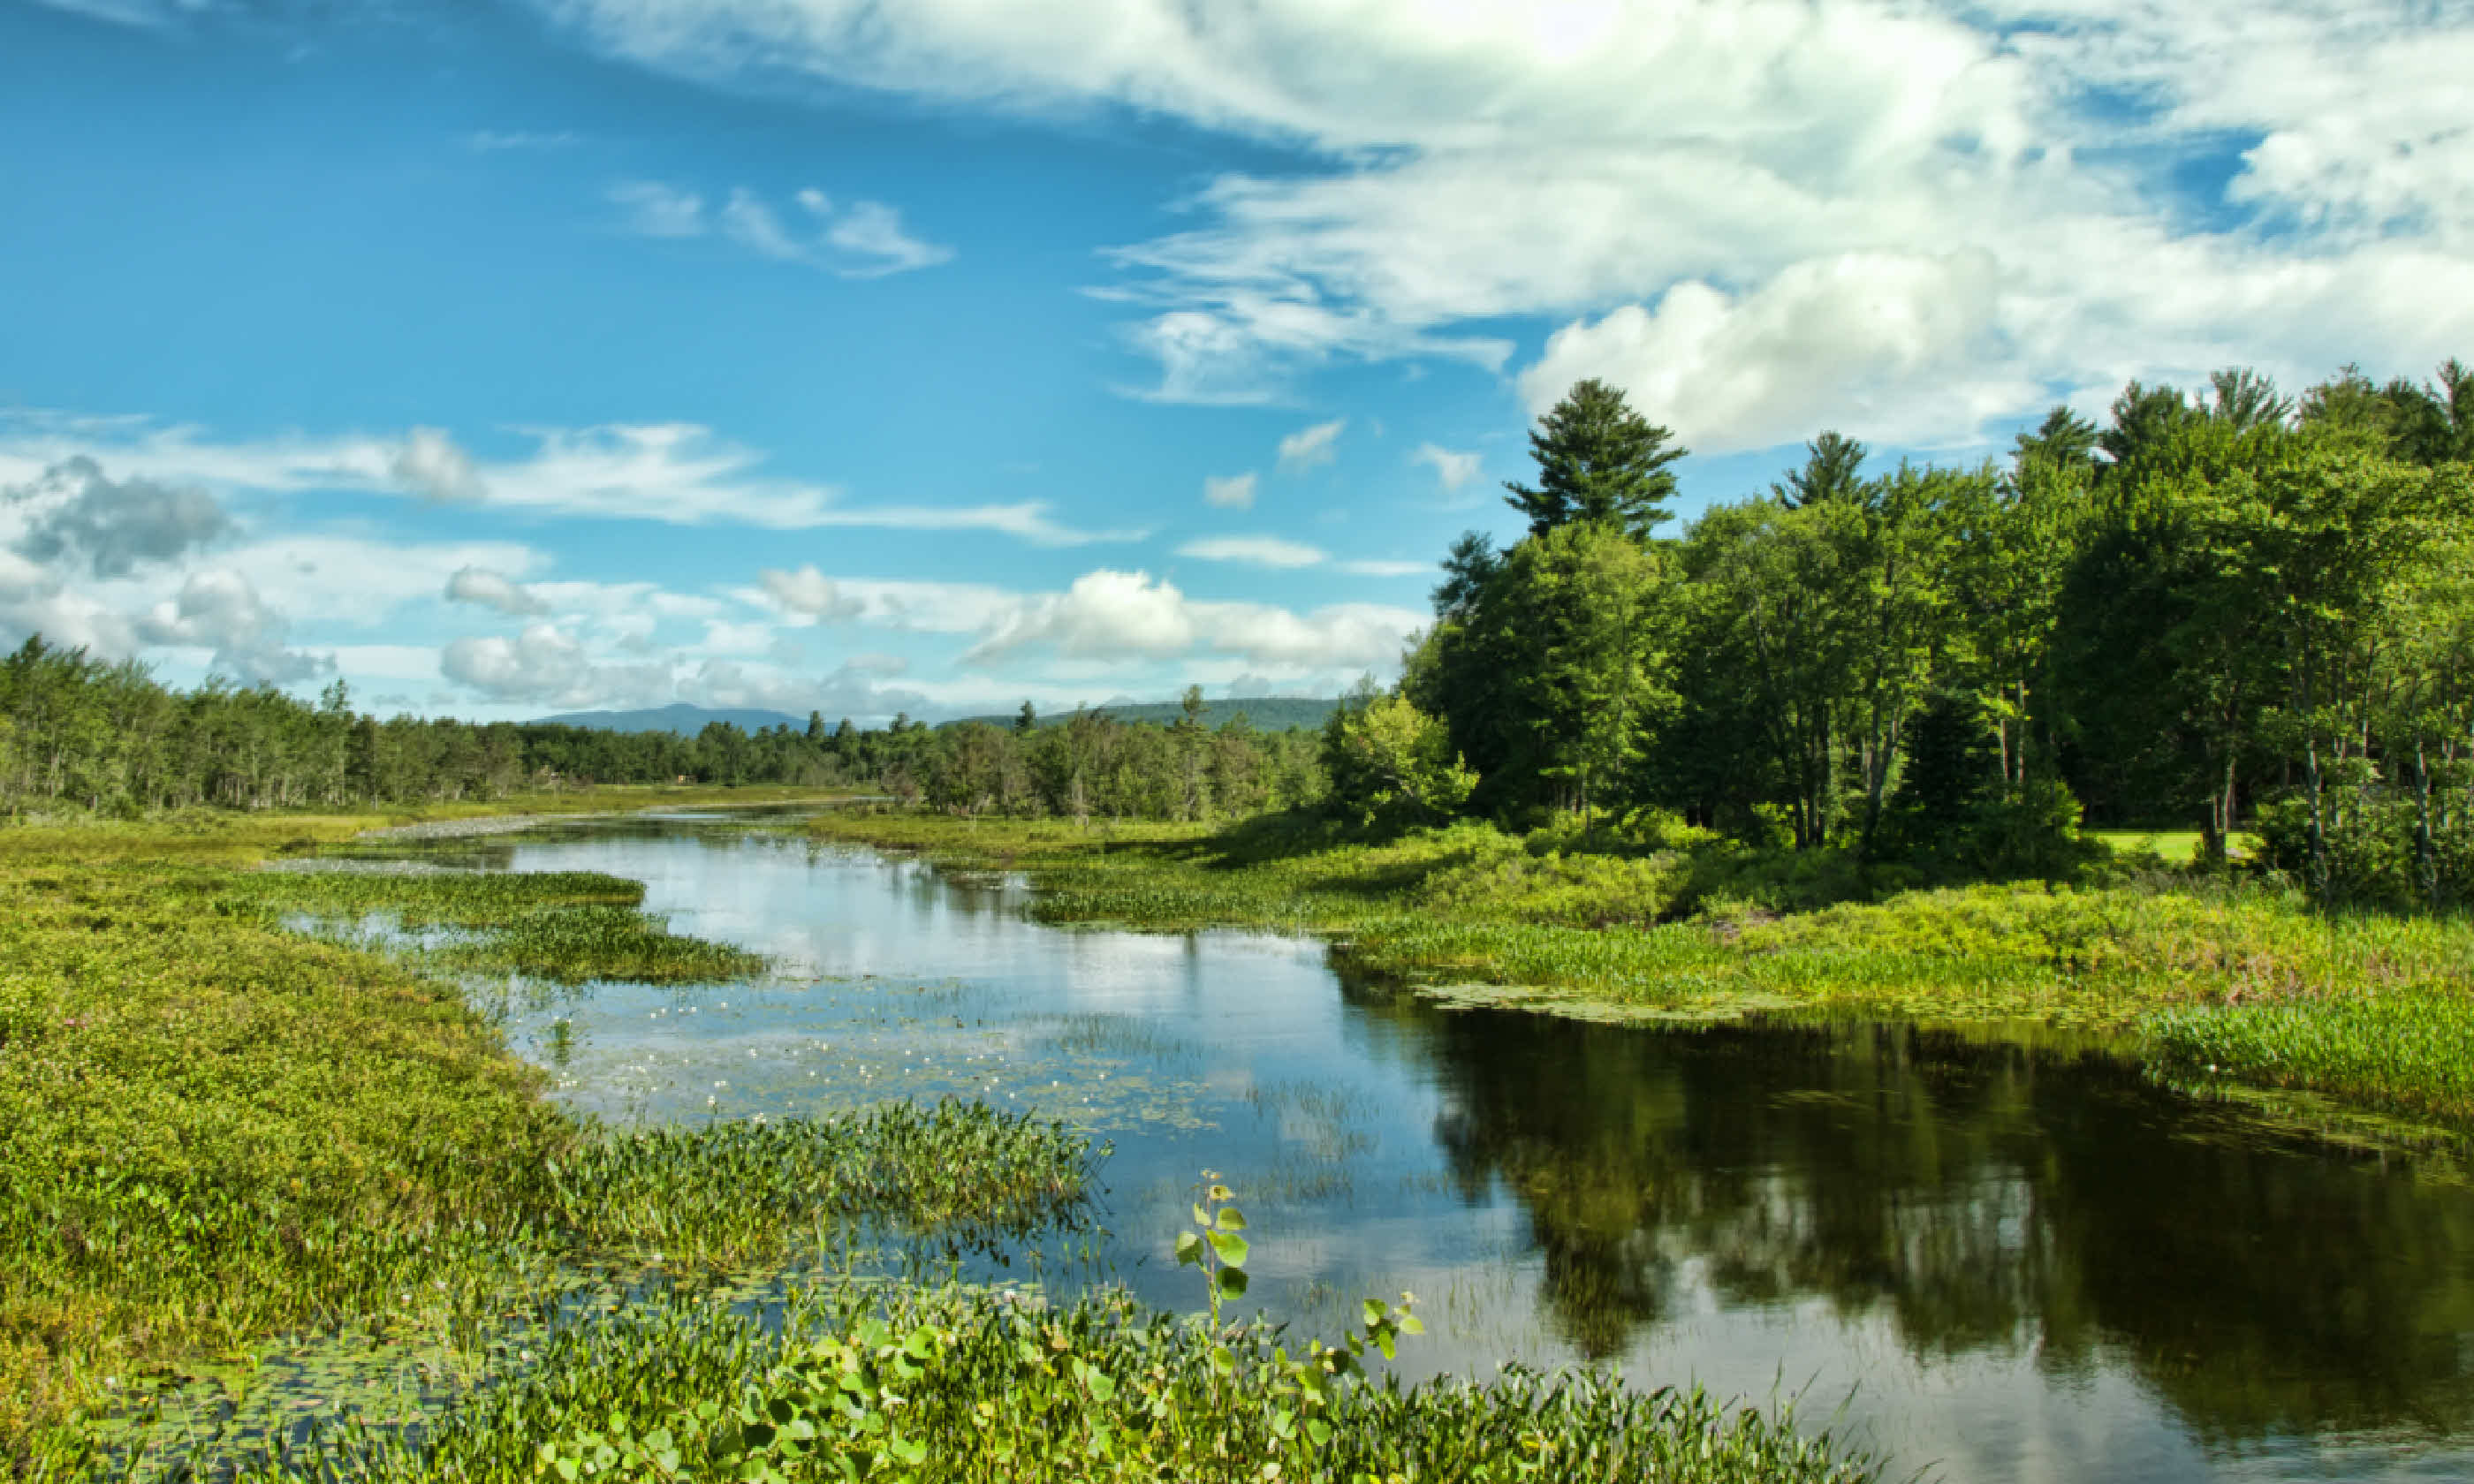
[
  {"left": 0, "top": 795, "right": 1071, "bottom": 1465},
  {"left": 803, "top": 809, "right": 2474, "bottom": 1131}
]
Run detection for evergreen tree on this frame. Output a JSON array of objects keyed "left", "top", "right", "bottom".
[
  {"left": 1432, "top": 531, "right": 1501, "bottom": 619},
  {"left": 1503, "top": 379, "right": 1688, "bottom": 541},
  {"left": 1771, "top": 431, "right": 1869, "bottom": 508}
]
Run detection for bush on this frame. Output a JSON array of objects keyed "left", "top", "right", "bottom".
[{"left": 2254, "top": 783, "right": 2474, "bottom": 908}]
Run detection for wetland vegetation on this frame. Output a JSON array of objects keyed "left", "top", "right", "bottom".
[{"left": 1, "top": 807, "right": 1884, "bottom": 1482}]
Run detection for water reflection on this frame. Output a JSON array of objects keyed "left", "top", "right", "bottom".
[
  {"left": 410, "top": 814, "right": 2474, "bottom": 1482},
  {"left": 1383, "top": 1002, "right": 2474, "bottom": 1443}
]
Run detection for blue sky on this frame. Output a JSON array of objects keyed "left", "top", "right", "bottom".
[{"left": 4, "top": 0, "right": 2470, "bottom": 722}]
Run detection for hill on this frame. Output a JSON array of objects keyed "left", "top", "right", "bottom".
[
  {"left": 946, "top": 696, "right": 1339, "bottom": 732},
  {"left": 529, "top": 703, "right": 807, "bottom": 736}
]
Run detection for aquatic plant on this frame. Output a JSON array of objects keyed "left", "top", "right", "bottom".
[{"left": 233, "top": 1185, "right": 1877, "bottom": 1484}]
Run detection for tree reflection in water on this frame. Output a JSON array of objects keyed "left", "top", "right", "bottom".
[{"left": 1347, "top": 984, "right": 2474, "bottom": 1443}]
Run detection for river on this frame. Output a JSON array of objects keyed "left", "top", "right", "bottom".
[{"left": 433, "top": 809, "right": 2474, "bottom": 1483}]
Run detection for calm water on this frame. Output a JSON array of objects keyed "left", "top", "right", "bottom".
[{"left": 448, "top": 813, "right": 2474, "bottom": 1483}]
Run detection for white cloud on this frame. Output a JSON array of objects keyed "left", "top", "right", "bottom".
[
  {"left": 445, "top": 565, "right": 549, "bottom": 617},
  {"left": 442, "top": 625, "right": 596, "bottom": 704},
  {"left": 1202, "top": 472, "right": 1257, "bottom": 510},
  {"left": 5, "top": 456, "right": 231, "bottom": 577},
  {"left": 960, "top": 568, "right": 1418, "bottom": 670},
  {"left": 552, "top": 0, "right": 2474, "bottom": 444},
  {"left": 1275, "top": 418, "right": 1344, "bottom": 473},
  {"left": 1410, "top": 443, "right": 1482, "bottom": 496},
  {"left": 394, "top": 427, "right": 485, "bottom": 503},
  {"left": 1335, "top": 558, "right": 1428, "bottom": 578},
  {"left": 639, "top": 179, "right": 953, "bottom": 276},
  {"left": 608, "top": 179, "right": 706, "bottom": 238},
  {"left": 0, "top": 412, "right": 1139, "bottom": 542},
  {"left": 823, "top": 200, "right": 955, "bottom": 277},
  {"left": 137, "top": 569, "right": 330, "bottom": 685},
  {"left": 1518, "top": 250, "right": 2033, "bottom": 454},
  {"left": 758, "top": 564, "right": 861, "bottom": 618},
  {"left": 1177, "top": 535, "right": 1325, "bottom": 569}
]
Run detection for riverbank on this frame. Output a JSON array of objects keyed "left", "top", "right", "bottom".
[
  {"left": 801, "top": 809, "right": 2474, "bottom": 1134},
  {"left": 4, "top": 799, "right": 1882, "bottom": 1482}
]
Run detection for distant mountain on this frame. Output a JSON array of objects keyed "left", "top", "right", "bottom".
[
  {"left": 946, "top": 696, "right": 1339, "bottom": 732},
  {"left": 529, "top": 703, "right": 806, "bottom": 736}
]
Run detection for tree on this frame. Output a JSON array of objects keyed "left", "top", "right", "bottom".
[
  {"left": 1503, "top": 379, "right": 1688, "bottom": 541},
  {"left": 1771, "top": 431, "right": 1869, "bottom": 508},
  {"left": 1013, "top": 700, "right": 1037, "bottom": 734},
  {"left": 2205, "top": 367, "right": 2294, "bottom": 432},
  {"left": 2013, "top": 405, "right": 2099, "bottom": 476},
  {"left": 1321, "top": 691, "right": 1476, "bottom": 825},
  {"left": 1432, "top": 531, "right": 1502, "bottom": 620}
]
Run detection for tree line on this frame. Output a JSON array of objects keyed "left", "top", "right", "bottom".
[
  {"left": 1326, "top": 361, "right": 2474, "bottom": 906},
  {"left": 0, "top": 642, "right": 1325, "bottom": 823}
]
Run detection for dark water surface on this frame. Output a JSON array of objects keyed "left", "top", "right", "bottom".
[{"left": 457, "top": 813, "right": 2474, "bottom": 1482}]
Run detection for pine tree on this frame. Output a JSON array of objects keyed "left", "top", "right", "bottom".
[
  {"left": 1503, "top": 379, "right": 1688, "bottom": 541},
  {"left": 1771, "top": 431, "right": 1869, "bottom": 508}
]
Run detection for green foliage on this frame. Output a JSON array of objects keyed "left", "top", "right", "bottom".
[
  {"left": 242, "top": 1198, "right": 1868, "bottom": 1484},
  {"left": 1502, "top": 378, "right": 1688, "bottom": 541},
  {"left": 1769, "top": 430, "right": 1868, "bottom": 509},
  {"left": 1319, "top": 693, "right": 1476, "bottom": 826},
  {"left": 243, "top": 1276, "right": 1871, "bottom": 1484}
]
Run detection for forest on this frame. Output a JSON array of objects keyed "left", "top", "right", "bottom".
[
  {"left": 1322, "top": 360, "right": 2474, "bottom": 908},
  {"left": 0, "top": 644, "right": 1325, "bottom": 824}
]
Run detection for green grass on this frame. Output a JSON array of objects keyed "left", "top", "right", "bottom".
[
  {"left": 0, "top": 811, "right": 1071, "bottom": 1465},
  {"left": 2084, "top": 828, "right": 2265, "bottom": 863},
  {"left": 808, "top": 808, "right": 2474, "bottom": 1129}
]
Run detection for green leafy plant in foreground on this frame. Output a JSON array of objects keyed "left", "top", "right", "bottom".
[{"left": 469, "top": 1183, "right": 1875, "bottom": 1484}]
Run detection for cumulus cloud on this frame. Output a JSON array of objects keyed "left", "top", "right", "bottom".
[
  {"left": 137, "top": 569, "right": 330, "bottom": 685},
  {"left": 445, "top": 565, "right": 549, "bottom": 616},
  {"left": 1275, "top": 419, "right": 1345, "bottom": 473},
  {"left": 394, "top": 428, "right": 485, "bottom": 503},
  {"left": 1410, "top": 443, "right": 1483, "bottom": 496},
  {"left": 1518, "top": 250, "right": 2032, "bottom": 453},
  {"left": 1202, "top": 472, "right": 1257, "bottom": 510},
  {"left": 441, "top": 624, "right": 633, "bottom": 706},
  {"left": 960, "top": 568, "right": 1418, "bottom": 670},
  {"left": 758, "top": 564, "right": 863, "bottom": 618},
  {"left": 550, "top": 0, "right": 2474, "bottom": 444},
  {"left": 1177, "top": 535, "right": 1325, "bottom": 569},
  {"left": 5, "top": 456, "right": 231, "bottom": 578}
]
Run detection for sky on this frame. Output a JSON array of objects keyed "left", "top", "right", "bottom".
[{"left": 3, "top": 0, "right": 2470, "bottom": 724}]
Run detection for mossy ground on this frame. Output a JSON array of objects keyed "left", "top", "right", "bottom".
[{"left": 804, "top": 808, "right": 2474, "bottom": 1132}]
